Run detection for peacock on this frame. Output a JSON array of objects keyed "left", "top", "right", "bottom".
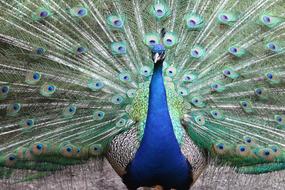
[{"left": 0, "top": 0, "right": 285, "bottom": 189}]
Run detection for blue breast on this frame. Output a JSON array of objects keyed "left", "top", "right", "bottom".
[{"left": 123, "top": 62, "right": 192, "bottom": 189}]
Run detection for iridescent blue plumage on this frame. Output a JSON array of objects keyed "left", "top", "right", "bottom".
[{"left": 123, "top": 45, "right": 192, "bottom": 189}]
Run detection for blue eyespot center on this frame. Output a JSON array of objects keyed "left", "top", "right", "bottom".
[
  {"left": 217, "top": 144, "right": 224, "bottom": 150},
  {"left": 2, "top": 86, "right": 8, "bottom": 93},
  {"left": 277, "top": 117, "right": 282, "bottom": 122},
  {"left": 77, "top": 47, "right": 85, "bottom": 53},
  {"left": 66, "top": 147, "right": 72, "bottom": 152},
  {"left": 263, "top": 16, "right": 271, "bottom": 23},
  {"left": 33, "top": 73, "right": 40, "bottom": 80},
  {"left": 264, "top": 150, "right": 270, "bottom": 156},
  {"left": 256, "top": 88, "right": 262, "bottom": 95},
  {"left": 37, "top": 144, "right": 43, "bottom": 150},
  {"left": 189, "top": 19, "right": 196, "bottom": 26},
  {"left": 192, "top": 50, "right": 199, "bottom": 56},
  {"left": 13, "top": 104, "right": 19, "bottom": 110},
  {"left": 69, "top": 107, "right": 75, "bottom": 112},
  {"left": 268, "top": 43, "right": 276, "bottom": 50},
  {"left": 240, "top": 146, "right": 246, "bottom": 152},
  {"left": 272, "top": 147, "right": 278, "bottom": 152},
  {"left": 114, "top": 20, "right": 122, "bottom": 26},
  {"left": 224, "top": 70, "right": 231, "bottom": 75},
  {"left": 40, "top": 11, "right": 49, "bottom": 18},
  {"left": 77, "top": 9, "right": 86, "bottom": 16},
  {"left": 242, "top": 102, "right": 247, "bottom": 107},
  {"left": 118, "top": 46, "right": 125, "bottom": 52},
  {"left": 26, "top": 120, "right": 33, "bottom": 126},
  {"left": 221, "top": 15, "right": 228, "bottom": 21},
  {"left": 48, "top": 85, "right": 54, "bottom": 92},
  {"left": 230, "top": 47, "right": 238, "bottom": 53},
  {"left": 267, "top": 73, "right": 273, "bottom": 79},
  {"left": 9, "top": 155, "right": 16, "bottom": 161},
  {"left": 156, "top": 9, "right": 164, "bottom": 16},
  {"left": 36, "top": 48, "right": 45, "bottom": 55}
]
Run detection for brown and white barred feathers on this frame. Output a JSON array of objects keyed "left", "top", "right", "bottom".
[{"left": 0, "top": 0, "right": 285, "bottom": 189}]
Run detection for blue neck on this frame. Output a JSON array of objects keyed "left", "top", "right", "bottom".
[{"left": 124, "top": 62, "right": 191, "bottom": 189}]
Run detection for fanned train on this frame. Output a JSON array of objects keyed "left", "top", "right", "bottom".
[{"left": 0, "top": 0, "right": 285, "bottom": 190}]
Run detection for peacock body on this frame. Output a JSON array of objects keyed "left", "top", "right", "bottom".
[{"left": 0, "top": 0, "right": 285, "bottom": 189}]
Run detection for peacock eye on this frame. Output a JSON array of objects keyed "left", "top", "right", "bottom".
[
  {"left": 267, "top": 73, "right": 273, "bottom": 79},
  {"left": 239, "top": 146, "right": 246, "bottom": 152},
  {"left": 275, "top": 115, "right": 284, "bottom": 124},
  {"left": 182, "top": 74, "right": 197, "bottom": 83},
  {"left": 36, "top": 47, "right": 46, "bottom": 55},
  {"left": 224, "top": 70, "right": 231, "bottom": 75},
  {"left": 220, "top": 14, "right": 229, "bottom": 21},
  {"left": 210, "top": 82, "right": 225, "bottom": 92},
  {"left": 194, "top": 115, "right": 205, "bottom": 125},
  {"left": 93, "top": 110, "right": 105, "bottom": 120},
  {"left": 32, "top": 8, "right": 51, "bottom": 21},
  {"left": 255, "top": 88, "right": 262, "bottom": 95},
  {"left": 107, "top": 15, "right": 124, "bottom": 29},
  {"left": 70, "top": 7, "right": 88, "bottom": 17},
  {"left": 118, "top": 46, "right": 125, "bottom": 52},
  {"left": 178, "top": 87, "right": 188, "bottom": 96},
  {"left": 26, "top": 119, "right": 33, "bottom": 126},
  {"left": 163, "top": 32, "right": 178, "bottom": 48},
  {"left": 119, "top": 73, "right": 132, "bottom": 82},
  {"left": 190, "top": 46, "right": 205, "bottom": 59},
  {"left": 143, "top": 33, "right": 160, "bottom": 47},
  {"left": 184, "top": 13, "right": 204, "bottom": 30},
  {"left": 267, "top": 42, "right": 276, "bottom": 50},
  {"left": 40, "top": 10, "right": 49, "bottom": 18},
  {"left": 13, "top": 103, "right": 20, "bottom": 111},
  {"left": 77, "top": 46, "right": 87, "bottom": 54},
  {"left": 111, "top": 95, "right": 124, "bottom": 105},
  {"left": 217, "top": 143, "right": 224, "bottom": 150},
  {"left": 156, "top": 9, "right": 164, "bottom": 16},
  {"left": 37, "top": 144, "right": 43, "bottom": 150},
  {"left": 66, "top": 147, "right": 73, "bottom": 152},
  {"left": 67, "top": 105, "right": 76, "bottom": 113},
  {"left": 48, "top": 85, "right": 54, "bottom": 92},
  {"left": 111, "top": 42, "right": 127, "bottom": 55},
  {"left": 89, "top": 144, "right": 103, "bottom": 156},
  {"left": 263, "top": 15, "right": 271, "bottom": 23},
  {"left": 33, "top": 73, "right": 40, "bottom": 80},
  {"left": 77, "top": 9, "right": 86, "bottom": 16},
  {"left": 114, "top": 20, "right": 122, "bottom": 26},
  {"left": 229, "top": 47, "right": 238, "bottom": 54},
  {"left": 116, "top": 118, "right": 126, "bottom": 127},
  {"left": 87, "top": 79, "right": 104, "bottom": 91},
  {"left": 149, "top": 40, "right": 156, "bottom": 45},
  {"left": 1, "top": 86, "right": 9, "bottom": 94},
  {"left": 127, "top": 89, "right": 137, "bottom": 98},
  {"left": 166, "top": 67, "right": 177, "bottom": 77},
  {"left": 150, "top": 3, "right": 170, "bottom": 19},
  {"left": 263, "top": 149, "right": 270, "bottom": 156}
]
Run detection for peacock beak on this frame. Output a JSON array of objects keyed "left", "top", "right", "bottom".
[{"left": 153, "top": 53, "right": 160, "bottom": 64}]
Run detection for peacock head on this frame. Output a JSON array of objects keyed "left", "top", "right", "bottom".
[{"left": 151, "top": 44, "right": 166, "bottom": 64}]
